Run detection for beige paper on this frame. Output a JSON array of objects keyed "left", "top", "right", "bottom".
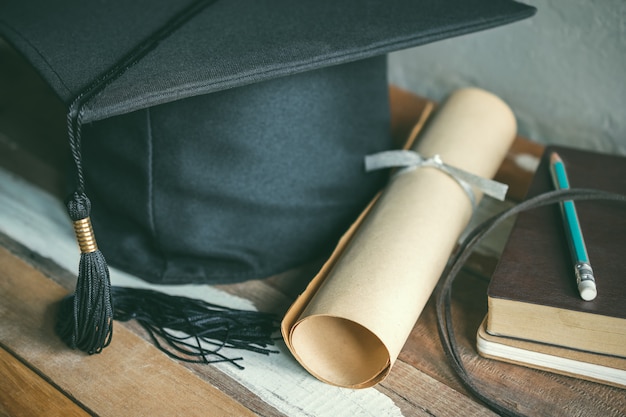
[{"left": 281, "top": 88, "right": 517, "bottom": 388}]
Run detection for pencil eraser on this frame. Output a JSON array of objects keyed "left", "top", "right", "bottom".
[{"left": 578, "top": 281, "right": 597, "bottom": 301}]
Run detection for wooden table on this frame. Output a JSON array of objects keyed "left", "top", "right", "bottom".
[{"left": 1, "top": 40, "right": 625, "bottom": 416}]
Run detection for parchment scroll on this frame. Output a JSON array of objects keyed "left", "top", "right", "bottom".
[{"left": 281, "top": 88, "right": 517, "bottom": 388}]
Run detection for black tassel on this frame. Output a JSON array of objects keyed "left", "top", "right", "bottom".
[
  {"left": 55, "top": 197, "right": 279, "bottom": 366},
  {"left": 111, "top": 287, "right": 279, "bottom": 369},
  {"left": 56, "top": 192, "right": 114, "bottom": 354}
]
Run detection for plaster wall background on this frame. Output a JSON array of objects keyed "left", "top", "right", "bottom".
[{"left": 389, "top": 0, "right": 626, "bottom": 154}]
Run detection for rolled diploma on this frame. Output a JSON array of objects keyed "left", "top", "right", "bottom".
[{"left": 283, "top": 88, "right": 517, "bottom": 388}]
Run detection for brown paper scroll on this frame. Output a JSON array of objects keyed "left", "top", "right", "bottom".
[{"left": 281, "top": 88, "right": 517, "bottom": 388}]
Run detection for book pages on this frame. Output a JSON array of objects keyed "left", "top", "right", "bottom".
[{"left": 281, "top": 88, "right": 517, "bottom": 388}]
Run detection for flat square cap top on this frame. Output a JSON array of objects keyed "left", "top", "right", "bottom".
[{"left": 0, "top": 0, "right": 535, "bottom": 123}]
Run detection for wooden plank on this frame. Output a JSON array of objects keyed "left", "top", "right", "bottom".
[
  {"left": 378, "top": 360, "right": 496, "bottom": 417},
  {"left": 0, "top": 346, "right": 89, "bottom": 417},
  {"left": 0, "top": 245, "right": 255, "bottom": 417},
  {"left": 0, "top": 185, "right": 419, "bottom": 417},
  {"left": 0, "top": 233, "right": 287, "bottom": 417},
  {"left": 3, "top": 208, "right": 624, "bottom": 417}
]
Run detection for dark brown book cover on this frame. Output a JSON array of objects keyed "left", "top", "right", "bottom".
[{"left": 488, "top": 145, "right": 626, "bottom": 320}]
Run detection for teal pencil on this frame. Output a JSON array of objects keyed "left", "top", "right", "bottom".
[{"left": 549, "top": 152, "right": 597, "bottom": 301}]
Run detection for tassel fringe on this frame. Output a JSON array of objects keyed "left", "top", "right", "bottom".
[
  {"left": 56, "top": 251, "right": 114, "bottom": 354},
  {"left": 111, "top": 287, "right": 279, "bottom": 369}
]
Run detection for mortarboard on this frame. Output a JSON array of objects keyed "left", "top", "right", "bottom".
[{"left": 0, "top": 0, "right": 535, "bottom": 358}]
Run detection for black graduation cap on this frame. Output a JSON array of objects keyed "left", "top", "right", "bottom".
[{"left": 0, "top": 0, "right": 535, "bottom": 359}]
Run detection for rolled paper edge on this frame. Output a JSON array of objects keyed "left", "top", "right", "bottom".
[{"left": 288, "top": 314, "right": 392, "bottom": 389}]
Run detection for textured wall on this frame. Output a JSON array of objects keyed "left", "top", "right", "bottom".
[{"left": 389, "top": 0, "right": 626, "bottom": 154}]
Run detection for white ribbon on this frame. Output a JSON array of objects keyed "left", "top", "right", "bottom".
[{"left": 365, "top": 150, "right": 509, "bottom": 210}]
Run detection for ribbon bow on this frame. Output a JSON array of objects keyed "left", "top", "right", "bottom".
[{"left": 365, "top": 150, "right": 508, "bottom": 209}]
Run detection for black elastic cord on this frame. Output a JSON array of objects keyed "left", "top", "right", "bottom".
[{"left": 435, "top": 188, "right": 626, "bottom": 417}]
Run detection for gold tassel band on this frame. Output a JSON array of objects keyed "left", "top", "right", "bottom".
[{"left": 73, "top": 217, "right": 98, "bottom": 254}]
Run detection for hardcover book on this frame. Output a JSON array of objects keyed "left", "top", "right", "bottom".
[
  {"left": 477, "top": 319, "right": 626, "bottom": 389},
  {"left": 485, "top": 145, "right": 626, "bottom": 358}
]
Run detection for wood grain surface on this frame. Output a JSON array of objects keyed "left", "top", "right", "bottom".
[{"left": 1, "top": 40, "right": 624, "bottom": 416}]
